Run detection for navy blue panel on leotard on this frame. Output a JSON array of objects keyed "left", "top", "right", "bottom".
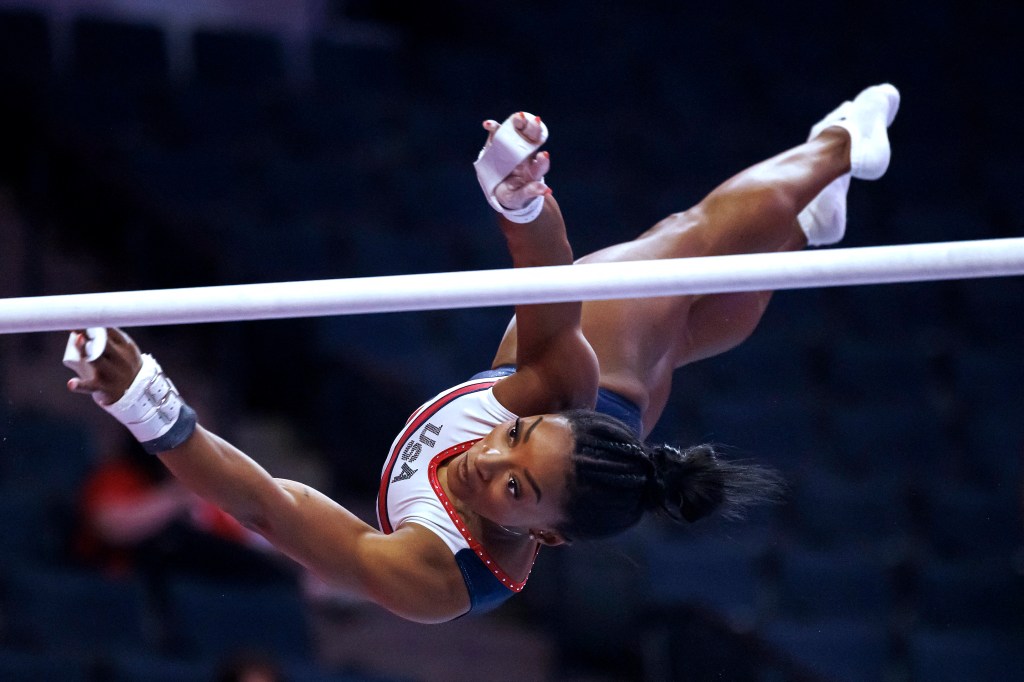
[
  {"left": 469, "top": 366, "right": 643, "bottom": 437},
  {"left": 454, "top": 548, "right": 515, "bottom": 614}
]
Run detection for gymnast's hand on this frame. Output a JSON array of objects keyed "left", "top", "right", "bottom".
[
  {"left": 66, "top": 328, "right": 143, "bottom": 405},
  {"left": 481, "top": 112, "right": 551, "bottom": 210}
]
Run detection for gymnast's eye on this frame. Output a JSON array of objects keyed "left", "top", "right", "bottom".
[
  {"left": 507, "top": 475, "right": 520, "bottom": 499},
  {"left": 508, "top": 419, "right": 520, "bottom": 444}
]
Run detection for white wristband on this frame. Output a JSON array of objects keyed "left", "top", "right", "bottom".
[
  {"left": 99, "top": 353, "right": 197, "bottom": 454},
  {"left": 498, "top": 194, "right": 545, "bottom": 224}
]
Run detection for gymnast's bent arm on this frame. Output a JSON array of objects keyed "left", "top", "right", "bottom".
[
  {"left": 479, "top": 114, "right": 599, "bottom": 416},
  {"left": 67, "top": 328, "right": 471, "bottom": 623}
]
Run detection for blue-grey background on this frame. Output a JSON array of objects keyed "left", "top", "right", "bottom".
[{"left": 0, "top": 1, "right": 1021, "bottom": 680}]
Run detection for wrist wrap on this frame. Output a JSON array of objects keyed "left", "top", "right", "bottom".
[
  {"left": 497, "top": 194, "right": 545, "bottom": 223},
  {"left": 99, "top": 353, "right": 197, "bottom": 454}
]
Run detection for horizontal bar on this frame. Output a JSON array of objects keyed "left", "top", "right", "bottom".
[{"left": 2, "top": 238, "right": 1023, "bottom": 335}]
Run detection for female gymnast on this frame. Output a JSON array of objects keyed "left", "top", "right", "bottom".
[{"left": 66, "top": 83, "right": 900, "bottom": 623}]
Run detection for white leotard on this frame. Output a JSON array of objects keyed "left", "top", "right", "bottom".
[{"left": 376, "top": 376, "right": 535, "bottom": 613}]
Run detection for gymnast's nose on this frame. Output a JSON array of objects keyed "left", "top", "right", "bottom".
[{"left": 475, "top": 446, "right": 503, "bottom": 482}]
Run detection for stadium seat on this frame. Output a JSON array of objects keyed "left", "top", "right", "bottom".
[
  {"left": 0, "top": 8, "right": 50, "bottom": 84},
  {"left": 311, "top": 39, "right": 405, "bottom": 95},
  {"left": 784, "top": 469, "right": 910, "bottom": 551},
  {"left": 761, "top": 617, "right": 890, "bottom": 682},
  {"left": 918, "top": 482, "right": 1022, "bottom": 558},
  {"left": 0, "top": 487, "right": 60, "bottom": 564},
  {"left": 913, "top": 556, "right": 1024, "bottom": 630},
  {"left": 71, "top": 17, "right": 169, "bottom": 90},
  {"left": 642, "top": 534, "right": 768, "bottom": 630},
  {"left": 104, "top": 652, "right": 214, "bottom": 682},
  {"left": 0, "top": 410, "right": 95, "bottom": 500},
  {"left": 773, "top": 546, "right": 893, "bottom": 622},
  {"left": 908, "top": 629, "right": 1024, "bottom": 682},
  {"left": 826, "top": 399, "right": 948, "bottom": 477},
  {"left": 165, "top": 576, "right": 312, "bottom": 660},
  {"left": 191, "top": 29, "right": 286, "bottom": 89},
  {"left": 0, "top": 648, "right": 89, "bottom": 682},
  {"left": 0, "top": 564, "right": 156, "bottom": 655}
]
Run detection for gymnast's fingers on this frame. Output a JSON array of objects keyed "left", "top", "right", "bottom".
[
  {"left": 528, "top": 151, "right": 550, "bottom": 180},
  {"left": 482, "top": 119, "right": 500, "bottom": 145},
  {"left": 67, "top": 376, "right": 100, "bottom": 395},
  {"left": 521, "top": 181, "right": 551, "bottom": 201},
  {"left": 513, "top": 112, "right": 545, "bottom": 145},
  {"left": 70, "top": 329, "right": 87, "bottom": 354}
]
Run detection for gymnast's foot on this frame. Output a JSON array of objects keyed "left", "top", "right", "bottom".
[
  {"left": 798, "top": 84, "right": 900, "bottom": 245},
  {"left": 828, "top": 83, "right": 900, "bottom": 181}
]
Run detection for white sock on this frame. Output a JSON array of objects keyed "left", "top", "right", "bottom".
[
  {"left": 798, "top": 174, "right": 850, "bottom": 246},
  {"left": 831, "top": 83, "right": 900, "bottom": 180},
  {"left": 797, "top": 84, "right": 900, "bottom": 245}
]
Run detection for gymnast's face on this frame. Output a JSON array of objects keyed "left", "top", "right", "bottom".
[{"left": 446, "top": 415, "right": 574, "bottom": 543}]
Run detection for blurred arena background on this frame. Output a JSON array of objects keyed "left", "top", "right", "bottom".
[{"left": 0, "top": 1, "right": 1021, "bottom": 680}]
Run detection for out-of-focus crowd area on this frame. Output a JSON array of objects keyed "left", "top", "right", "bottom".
[{"left": 0, "top": 1, "right": 1021, "bottom": 680}]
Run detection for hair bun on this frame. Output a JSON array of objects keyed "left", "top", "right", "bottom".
[
  {"left": 645, "top": 444, "right": 784, "bottom": 523},
  {"left": 558, "top": 408, "right": 786, "bottom": 541},
  {"left": 647, "top": 444, "right": 723, "bottom": 522},
  {"left": 640, "top": 451, "right": 668, "bottom": 511}
]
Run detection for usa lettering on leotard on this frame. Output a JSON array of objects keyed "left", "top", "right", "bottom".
[{"left": 391, "top": 422, "right": 442, "bottom": 483}]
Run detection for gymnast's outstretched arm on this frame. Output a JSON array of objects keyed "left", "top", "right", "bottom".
[{"left": 66, "top": 328, "right": 472, "bottom": 623}]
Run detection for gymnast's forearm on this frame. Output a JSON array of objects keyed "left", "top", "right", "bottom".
[
  {"left": 502, "top": 195, "right": 588, "bottom": 360},
  {"left": 157, "top": 426, "right": 383, "bottom": 589},
  {"left": 156, "top": 425, "right": 297, "bottom": 529},
  {"left": 500, "top": 194, "right": 573, "bottom": 269},
  {"left": 503, "top": 195, "right": 580, "bottom": 333},
  {"left": 490, "top": 194, "right": 598, "bottom": 411}
]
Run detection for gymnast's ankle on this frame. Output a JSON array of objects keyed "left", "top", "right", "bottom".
[{"left": 815, "top": 127, "right": 853, "bottom": 174}]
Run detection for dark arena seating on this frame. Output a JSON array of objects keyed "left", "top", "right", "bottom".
[{"left": 0, "top": 2, "right": 1021, "bottom": 680}]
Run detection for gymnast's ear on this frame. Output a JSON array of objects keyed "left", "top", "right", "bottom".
[{"left": 532, "top": 530, "right": 568, "bottom": 547}]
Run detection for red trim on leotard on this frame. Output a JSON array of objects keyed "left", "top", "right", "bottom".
[
  {"left": 377, "top": 379, "right": 499, "bottom": 534},
  {"left": 426, "top": 441, "right": 536, "bottom": 592}
]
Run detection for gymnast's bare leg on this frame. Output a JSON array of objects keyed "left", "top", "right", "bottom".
[{"left": 492, "top": 84, "right": 900, "bottom": 436}]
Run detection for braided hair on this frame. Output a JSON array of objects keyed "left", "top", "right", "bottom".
[{"left": 557, "top": 409, "right": 785, "bottom": 542}]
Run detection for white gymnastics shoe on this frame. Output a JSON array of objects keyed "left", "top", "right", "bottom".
[
  {"left": 798, "top": 83, "right": 900, "bottom": 245},
  {"left": 830, "top": 83, "right": 901, "bottom": 181}
]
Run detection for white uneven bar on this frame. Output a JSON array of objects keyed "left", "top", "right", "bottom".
[{"left": 2, "top": 238, "right": 1023, "bottom": 335}]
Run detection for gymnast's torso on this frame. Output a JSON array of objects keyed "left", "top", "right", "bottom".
[{"left": 376, "top": 376, "right": 537, "bottom": 614}]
